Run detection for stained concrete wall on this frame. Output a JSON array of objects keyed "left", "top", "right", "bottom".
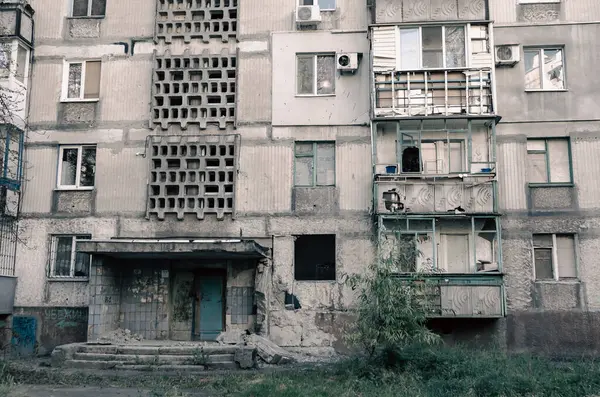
[{"left": 271, "top": 31, "right": 370, "bottom": 126}]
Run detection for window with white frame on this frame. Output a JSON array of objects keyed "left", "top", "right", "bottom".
[
  {"left": 62, "top": 60, "right": 102, "bottom": 101},
  {"left": 71, "top": 0, "right": 107, "bottom": 17},
  {"left": 524, "top": 47, "right": 565, "bottom": 90},
  {"left": 49, "top": 235, "right": 92, "bottom": 278},
  {"left": 57, "top": 145, "right": 97, "bottom": 189},
  {"left": 533, "top": 234, "right": 577, "bottom": 281},
  {"left": 397, "top": 25, "right": 466, "bottom": 70},
  {"left": 519, "top": 0, "right": 560, "bottom": 3},
  {"left": 526, "top": 138, "right": 571, "bottom": 184},
  {"left": 296, "top": 54, "right": 335, "bottom": 96},
  {"left": 299, "top": 0, "right": 336, "bottom": 11}
]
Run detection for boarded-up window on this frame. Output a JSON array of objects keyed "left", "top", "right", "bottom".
[
  {"left": 294, "top": 234, "right": 336, "bottom": 281},
  {"left": 533, "top": 234, "right": 577, "bottom": 280},
  {"left": 526, "top": 138, "right": 571, "bottom": 184},
  {"left": 63, "top": 60, "right": 102, "bottom": 101},
  {"left": 294, "top": 142, "right": 335, "bottom": 187}
]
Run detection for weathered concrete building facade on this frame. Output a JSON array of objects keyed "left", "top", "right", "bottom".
[{"left": 4, "top": 0, "right": 600, "bottom": 356}]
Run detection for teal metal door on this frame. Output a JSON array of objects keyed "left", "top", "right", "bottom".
[{"left": 198, "top": 276, "right": 224, "bottom": 341}]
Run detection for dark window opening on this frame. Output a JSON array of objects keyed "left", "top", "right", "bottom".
[
  {"left": 402, "top": 146, "right": 420, "bottom": 173},
  {"left": 294, "top": 234, "right": 336, "bottom": 281}
]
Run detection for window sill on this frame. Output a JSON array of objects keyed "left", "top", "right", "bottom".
[
  {"left": 55, "top": 187, "right": 95, "bottom": 191},
  {"left": 294, "top": 185, "right": 336, "bottom": 188},
  {"left": 535, "top": 279, "right": 579, "bottom": 284},
  {"left": 67, "top": 16, "right": 105, "bottom": 19},
  {"left": 47, "top": 277, "right": 89, "bottom": 282},
  {"left": 295, "top": 94, "right": 336, "bottom": 98},
  {"left": 60, "top": 98, "right": 100, "bottom": 103},
  {"left": 320, "top": 8, "right": 336, "bottom": 12},
  {"left": 528, "top": 183, "right": 574, "bottom": 188},
  {"left": 525, "top": 89, "right": 568, "bottom": 93},
  {"left": 294, "top": 280, "right": 337, "bottom": 283}
]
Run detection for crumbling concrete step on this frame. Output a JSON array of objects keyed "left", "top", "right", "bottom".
[
  {"left": 72, "top": 352, "right": 235, "bottom": 365},
  {"left": 158, "top": 345, "right": 238, "bottom": 355},
  {"left": 64, "top": 360, "right": 126, "bottom": 370},
  {"left": 115, "top": 362, "right": 238, "bottom": 371},
  {"left": 78, "top": 344, "right": 239, "bottom": 356}
]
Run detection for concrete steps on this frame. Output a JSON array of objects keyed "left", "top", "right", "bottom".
[{"left": 53, "top": 343, "right": 256, "bottom": 371}]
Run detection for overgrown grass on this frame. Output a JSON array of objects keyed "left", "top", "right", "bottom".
[{"left": 3, "top": 346, "right": 600, "bottom": 396}]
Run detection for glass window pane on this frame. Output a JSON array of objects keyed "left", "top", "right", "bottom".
[
  {"left": 422, "top": 27, "right": 443, "bottom": 68},
  {"left": 72, "top": 0, "right": 89, "bottom": 16},
  {"left": 67, "top": 63, "right": 83, "bottom": 99},
  {"left": 295, "top": 156, "right": 313, "bottom": 186},
  {"left": 60, "top": 148, "right": 78, "bottom": 186},
  {"left": 15, "top": 45, "right": 27, "bottom": 83},
  {"left": 297, "top": 56, "right": 314, "bottom": 95},
  {"left": 524, "top": 50, "right": 541, "bottom": 89},
  {"left": 74, "top": 236, "right": 91, "bottom": 277},
  {"left": 527, "top": 152, "right": 547, "bottom": 183},
  {"left": 295, "top": 142, "right": 313, "bottom": 155},
  {"left": 83, "top": 61, "right": 101, "bottom": 99},
  {"left": 445, "top": 26, "right": 466, "bottom": 68},
  {"left": 527, "top": 139, "right": 546, "bottom": 152},
  {"left": 55, "top": 237, "right": 74, "bottom": 276},
  {"left": 80, "top": 147, "right": 96, "bottom": 187},
  {"left": 91, "top": 0, "right": 107, "bottom": 16},
  {"left": 318, "top": 0, "right": 336, "bottom": 10},
  {"left": 533, "top": 234, "right": 553, "bottom": 247},
  {"left": 547, "top": 139, "right": 570, "bottom": 183},
  {"left": 0, "top": 47, "right": 9, "bottom": 76},
  {"left": 399, "top": 28, "right": 420, "bottom": 70},
  {"left": 316, "top": 143, "right": 335, "bottom": 186},
  {"left": 316, "top": 56, "right": 335, "bottom": 95},
  {"left": 534, "top": 248, "right": 554, "bottom": 280},
  {"left": 542, "top": 49, "right": 564, "bottom": 90},
  {"left": 556, "top": 235, "right": 576, "bottom": 279}
]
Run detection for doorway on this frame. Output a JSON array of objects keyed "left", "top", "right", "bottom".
[{"left": 193, "top": 271, "right": 225, "bottom": 341}]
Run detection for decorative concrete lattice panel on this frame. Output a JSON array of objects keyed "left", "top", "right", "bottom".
[
  {"left": 147, "top": 134, "right": 239, "bottom": 220},
  {"left": 156, "top": 0, "right": 237, "bottom": 43},
  {"left": 152, "top": 50, "right": 236, "bottom": 129}
]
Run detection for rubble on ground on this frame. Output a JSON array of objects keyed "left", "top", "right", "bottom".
[
  {"left": 98, "top": 328, "right": 144, "bottom": 343},
  {"left": 244, "top": 334, "right": 296, "bottom": 364}
]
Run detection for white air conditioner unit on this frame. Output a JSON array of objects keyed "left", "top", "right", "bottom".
[
  {"left": 495, "top": 45, "right": 520, "bottom": 66},
  {"left": 336, "top": 53, "right": 359, "bottom": 72},
  {"left": 296, "top": 5, "right": 321, "bottom": 25}
]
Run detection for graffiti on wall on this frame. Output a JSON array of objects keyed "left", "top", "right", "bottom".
[
  {"left": 44, "top": 307, "right": 88, "bottom": 328},
  {"left": 12, "top": 316, "right": 37, "bottom": 355}
]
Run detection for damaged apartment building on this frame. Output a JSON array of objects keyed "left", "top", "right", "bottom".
[{"left": 1, "top": 0, "right": 600, "bottom": 357}]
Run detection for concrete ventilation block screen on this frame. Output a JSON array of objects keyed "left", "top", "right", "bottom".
[
  {"left": 152, "top": 51, "right": 236, "bottom": 129},
  {"left": 146, "top": 134, "right": 239, "bottom": 220},
  {"left": 294, "top": 234, "right": 336, "bottom": 281},
  {"left": 155, "top": 0, "right": 238, "bottom": 43}
]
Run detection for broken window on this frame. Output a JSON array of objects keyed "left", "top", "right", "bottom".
[
  {"left": 62, "top": 60, "right": 102, "bottom": 101},
  {"left": 71, "top": 0, "right": 106, "bottom": 17},
  {"left": 294, "top": 141, "right": 335, "bottom": 186},
  {"left": 524, "top": 47, "right": 565, "bottom": 90},
  {"left": 533, "top": 234, "right": 577, "bottom": 280},
  {"left": 397, "top": 25, "right": 466, "bottom": 70},
  {"left": 399, "top": 133, "right": 467, "bottom": 174},
  {"left": 294, "top": 234, "right": 336, "bottom": 281},
  {"left": 299, "top": 0, "right": 336, "bottom": 10},
  {"left": 57, "top": 145, "right": 97, "bottom": 189},
  {"left": 527, "top": 138, "right": 571, "bottom": 184},
  {"left": 296, "top": 54, "right": 335, "bottom": 96},
  {"left": 49, "top": 235, "right": 92, "bottom": 278}
]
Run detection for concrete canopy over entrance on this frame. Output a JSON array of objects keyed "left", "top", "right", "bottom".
[{"left": 77, "top": 238, "right": 269, "bottom": 259}]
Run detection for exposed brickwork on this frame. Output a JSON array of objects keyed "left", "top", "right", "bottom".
[
  {"left": 152, "top": 50, "right": 236, "bottom": 129},
  {"left": 155, "top": 0, "right": 238, "bottom": 43},
  {"left": 146, "top": 134, "right": 239, "bottom": 220}
]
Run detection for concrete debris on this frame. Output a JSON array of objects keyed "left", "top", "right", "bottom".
[
  {"left": 98, "top": 328, "right": 144, "bottom": 343},
  {"left": 245, "top": 334, "right": 295, "bottom": 365},
  {"left": 216, "top": 330, "right": 246, "bottom": 345}
]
